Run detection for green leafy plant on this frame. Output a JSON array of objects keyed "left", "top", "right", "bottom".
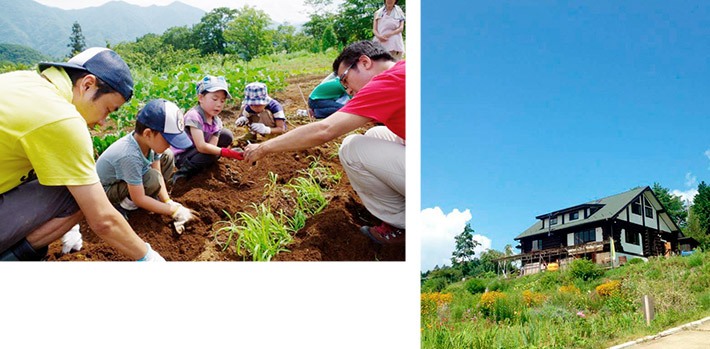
[
  {"left": 287, "top": 176, "right": 328, "bottom": 216},
  {"left": 214, "top": 204, "right": 293, "bottom": 261},
  {"left": 263, "top": 171, "right": 279, "bottom": 196}
]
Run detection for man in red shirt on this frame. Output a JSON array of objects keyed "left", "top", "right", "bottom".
[{"left": 245, "top": 41, "right": 405, "bottom": 245}]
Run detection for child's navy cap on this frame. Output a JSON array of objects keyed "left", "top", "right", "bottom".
[
  {"left": 39, "top": 47, "right": 134, "bottom": 102},
  {"left": 137, "top": 99, "right": 192, "bottom": 149}
]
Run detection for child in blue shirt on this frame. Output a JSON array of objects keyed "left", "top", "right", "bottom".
[
  {"left": 96, "top": 99, "right": 195, "bottom": 232},
  {"left": 235, "top": 82, "right": 287, "bottom": 142}
]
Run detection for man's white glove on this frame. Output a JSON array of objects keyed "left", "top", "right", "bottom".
[
  {"left": 138, "top": 243, "right": 165, "bottom": 262},
  {"left": 249, "top": 123, "right": 271, "bottom": 135},
  {"left": 235, "top": 116, "right": 249, "bottom": 126},
  {"left": 61, "top": 224, "right": 82, "bottom": 254},
  {"left": 171, "top": 203, "right": 195, "bottom": 234}
]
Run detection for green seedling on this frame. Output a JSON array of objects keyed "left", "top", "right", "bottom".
[
  {"left": 214, "top": 204, "right": 293, "bottom": 261},
  {"left": 263, "top": 171, "right": 279, "bottom": 197}
]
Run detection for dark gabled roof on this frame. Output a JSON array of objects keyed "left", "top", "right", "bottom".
[{"left": 515, "top": 187, "right": 647, "bottom": 240}]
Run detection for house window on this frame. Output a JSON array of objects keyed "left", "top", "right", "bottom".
[
  {"left": 632, "top": 197, "right": 642, "bottom": 215},
  {"left": 550, "top": 216, "right": 558, "bottom": 225},
  {"left": 574, "top": 229, "right": 596, "bottom": 244},
  {"left": 531, "top": 239, "right": 542, "bottom": 251},
  {"left": 570, "top": 212, "right": 579, "bottom": 221},
  {"left": 625, "top": 229, "right": 639, "bottom": 245},
  {"left": 644, "top": 198, "right": 653, "bottom": 218}
]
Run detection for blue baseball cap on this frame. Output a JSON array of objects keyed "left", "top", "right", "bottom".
[
  {"left": 137, "top": 99, "right": 192, "bottom": 149},
  {"left": 39, "top": 47, "right": 134, "bottom": 101},
  {"left": 196, "top": 75, "right": 232, "bottom": 99}
]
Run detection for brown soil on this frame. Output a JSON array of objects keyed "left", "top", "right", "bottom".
[{"left": 46, "top": 74, "right": 405, "bottom": 261}]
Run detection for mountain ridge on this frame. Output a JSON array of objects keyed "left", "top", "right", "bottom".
[{"left": 0, "top": 0, "right": 205, "bottom": 58}]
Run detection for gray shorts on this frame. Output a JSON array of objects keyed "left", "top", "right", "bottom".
[{"left": 0, "top": 179, "right": 80, "bottom": 253}]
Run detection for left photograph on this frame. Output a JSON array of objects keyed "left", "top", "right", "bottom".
[{"left": 0, "top": 0, "right": 406, "bottom": 261}]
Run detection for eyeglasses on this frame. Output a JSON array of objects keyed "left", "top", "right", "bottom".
[{"left": 339, "top": 61, "right": 358, "bottom": 89}]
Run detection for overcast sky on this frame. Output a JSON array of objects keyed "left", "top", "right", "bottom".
[{"left": 33, "top": 0, "right": 342, "bottom": 24}]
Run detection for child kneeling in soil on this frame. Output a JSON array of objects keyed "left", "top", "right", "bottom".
[
  {"left": 96, "top": 99, "right": 195, "bottom": 231},
  {"left": 235, "top": 82, "right": 287, "bottom": 142},
  {"left": 172, "top": 75, "right": 244, "bottom": 182}
]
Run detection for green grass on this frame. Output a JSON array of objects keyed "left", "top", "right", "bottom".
[
  {"left": 214, "top": 204, "right": 293, "bottom": 262},
  {"left": 422, "top": 251, "right": 710, "bottom": 348}
]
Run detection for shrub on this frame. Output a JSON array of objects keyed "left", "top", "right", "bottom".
[
  {"left": 596, "top": 280, "right": 621, "bottom": 297},
  {"left": 628, "top": 258, "right": 644, "bottom": 265},
  {"left": 422, "top": 277, "right": 448, "bottom": 293},
  {"left": 559, "top": 284, "right": 581, "bottom": 295},
  {"left": 465, "top": 278, "right": 487, "bottom": 295},
  {"left": 480, "top": 291, "right": 506, "bottom": 313},
  {"left": 522, "top": 290, "right": 547, "bottom": 307},
  {"left": 687, "top": 253, "right": 704, "bottom": 268},
  {"left": 569, "top": 258, "right": 603, "bottom": 281},
  {"left": 487, "top": 279, "right": 508, "bottom": 292}
]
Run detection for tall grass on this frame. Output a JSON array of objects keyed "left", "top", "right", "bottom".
[
  {"left": 214, "top": 204, "right": 293, "bottom": 261},
  {"left": 422, "top": 251, "right": 710, "bottom": 348}
]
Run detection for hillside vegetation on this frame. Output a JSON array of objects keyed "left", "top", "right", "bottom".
[
  {"left": 422, "top": 252, "right": 710, "bottom": 348},
  {"left": 0, "top": 43, "right": 50, "bottom": 65}
]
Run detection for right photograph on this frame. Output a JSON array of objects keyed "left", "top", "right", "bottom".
[{"left": 420, "top": 1, "right": 710, "bottom": 348}]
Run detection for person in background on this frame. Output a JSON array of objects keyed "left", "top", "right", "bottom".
[
  {"left": 172, "top": 75, "right": 243, "bottom": 183},
  {"left": 308, "top": 72, "right": 351, "bottom": 119},
  {"left": 235, "top": 82, "right": 287, "bottom": 142},
  {"left": 96, "top": 99, "right": 195, "bottom": 233},
  {"left": 0, "top": 47, "right": 165, "bottom": 261},
  {"left": 244, "top": 41, "right": 405, "bottom": 245},
  {"left": 373, "top": 0, "right": 406, "bottom": 61}
]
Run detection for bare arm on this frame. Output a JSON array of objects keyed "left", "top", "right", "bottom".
[
  {"left": 245, "top": 111, "right": 370, "bottom": 162},
  {"left": 127, "top": 183, "right": 175, "bottom": 216},
  {"left": 68, "top": 183, "right": 148, "bottom": 260},
  {"left": 373, "top": 17, "right": 386, "bottom": 41},
  {"left": 151, "top": 159, "right": 170, "bottom": 204},
  {"left": 268, "top": 119, "right": 287, "bottom": 135},
  {"left": 190, "top": 127, "right": 221, "bottom": 156}
]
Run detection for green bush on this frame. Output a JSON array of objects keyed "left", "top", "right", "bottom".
[
  {"left": 628, "top": 258, "right": 644, "bottom": 265},
  {"left": 687, "top": 253, "right": 704, "bottom": 268},
  {"left": 487, "top": 279, "right": 508, "bottom": 292},
  {"left": 422, "top": 277, "right": 448, "bottom": 293},
  {"left": 465, "top": 278, "right": 487, "bottom": 294},
  {"left": 569, "top": 258, "right": 603, "bottom": 281}
]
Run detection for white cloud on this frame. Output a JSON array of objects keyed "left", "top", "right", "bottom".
[
  {"left": 671, "top": 188, "right": 698, "bottom": 205},
  {"left": 685, "top": 172, "right": 697, "bottom": 188},
  {"left": 420, "top": 207, "right": 494, "bottom": 272}
]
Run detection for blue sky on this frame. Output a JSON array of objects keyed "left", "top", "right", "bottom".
[{"left": 420, "top": 1, "right": 710, "bottom": 271}]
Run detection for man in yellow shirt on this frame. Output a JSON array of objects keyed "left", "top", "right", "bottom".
[{"left": 0, "top": 47, "right": 164, "bottom": 261}]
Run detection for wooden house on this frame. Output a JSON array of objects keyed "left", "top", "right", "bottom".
[{"left": 513, "top": 186, "right": 693, "bottom": 275}]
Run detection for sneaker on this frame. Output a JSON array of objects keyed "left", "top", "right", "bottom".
[
  {"left": 119, "top": 197, "right": 138, "bottom": 211},
  {"left": 360, "top": 222, "right": 405, "bottom": 245}
]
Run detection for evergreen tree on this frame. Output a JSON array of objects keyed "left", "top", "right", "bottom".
[
  {"left": 67, "top": 21, "right": 86, "bottom": 58},
  {"left": 451, "top": 223, "right": 479, "bottom": 276},
  {"left": 652, "top": 182, "right": 688, "bottom": 227},
  {"left": 691, "top": 181, "right": 710, "bottom": 242}
]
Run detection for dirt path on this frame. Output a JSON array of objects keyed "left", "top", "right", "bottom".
[
  {"left": 46, "top": 73, "right": 405, "bottom": 261},
  {"left": 612, "top": 317, "right": 710, "bottom": 349}
]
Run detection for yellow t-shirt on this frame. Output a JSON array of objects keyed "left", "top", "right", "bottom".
[{"left": 0, "top": 67, "right": 99, "bottom": 195}]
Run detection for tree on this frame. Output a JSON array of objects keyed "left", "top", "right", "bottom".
[
  {"left": 652, "top": 182, "right": 688, "bottom": 227},
  {"left": 224, "top": 5, "right": 273, "bottom": 61},
  {"left": 451, "top": 223, "right": 479, "bottom": 276},
  {"left": 320, "top": 24, "right": 338, "bottom": 52},
  {"left": 67, "top": 21, "right": 86, "bottom": 57},
  {"left": 162, "top": 26, "right": 195, "bottom": 51},
  {"left": 335, "top": 0, "right": 407, "bottom": 45},
  {"left": 691, "top": 181, "right": 710, "bottom": 242},
  {"left": 193, "top": 7, "right": 237, "bottom": 55}
]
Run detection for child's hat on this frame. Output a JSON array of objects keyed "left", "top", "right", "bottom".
[
  {"left": 243, "top": 82, "right": 271, "bottom": 105},
  {"left": 38, "top": 47, "right": 134, "bottom": 102},
  {"left": 196, "top": 75, "right": 232, "bottom": 99},
  {"left": 137, "top": 99, "right": 192, "bottom": 149}
]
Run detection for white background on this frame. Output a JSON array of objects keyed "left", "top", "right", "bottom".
[{"left": 1, "top": 1, "right": 421, "bottom": 347}]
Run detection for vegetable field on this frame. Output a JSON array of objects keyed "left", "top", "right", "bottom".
[{"left": 45, "top": 51, "right": 404, "bottom": 261}]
